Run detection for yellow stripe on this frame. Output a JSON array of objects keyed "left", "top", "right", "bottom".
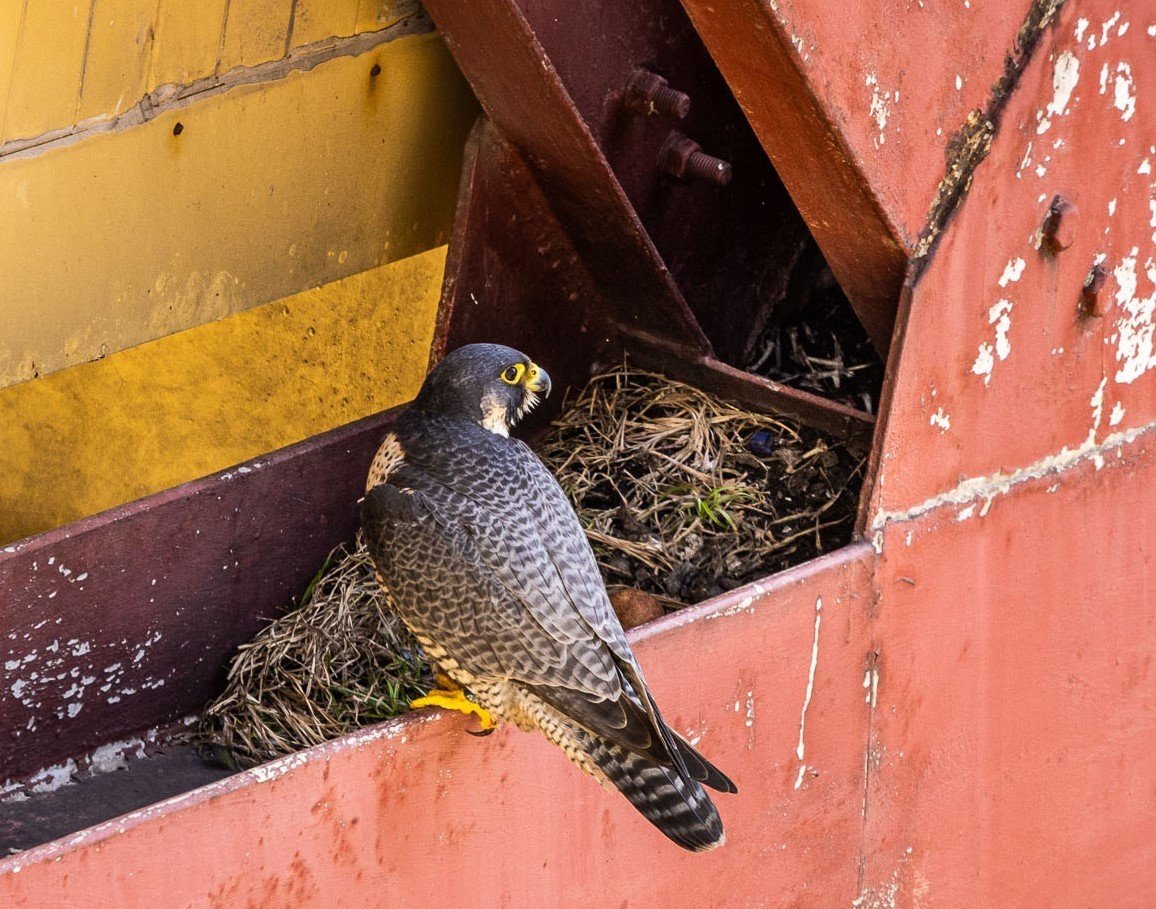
[
  {"left": 0, "top": 247, "right": 446, "bottom": 545},
  {"left": 0, "top": 32, "right": 477, "bottom": 387}
]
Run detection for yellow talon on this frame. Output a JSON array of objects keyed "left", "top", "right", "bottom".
[{"left": 410, "top": 688, "right": 496, "bottom": 731}]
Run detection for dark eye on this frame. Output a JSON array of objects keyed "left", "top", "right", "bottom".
[{"left": 500, "top": 363, "right": 526, "bottom": 385}]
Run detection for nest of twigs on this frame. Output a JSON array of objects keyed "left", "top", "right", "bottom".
[
  {"left": 199, "top": 367, "right": 866, "bottom": 765},
  {"left": 537, "top": 368, "right": 866, "bottom": 603},
  {"left": 199, "top": 545, "right": 429, "bottom": 768}
]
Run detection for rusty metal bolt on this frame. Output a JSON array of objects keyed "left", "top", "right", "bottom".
[
  {"left": 1079, "top": 262, "right": 1113, "bottom": 317},
  {"left": 1039, "top": 194, "right": 1078, "bottom": 253},
  {"left": 659, "top": 132, "right": 732, "bottom": 186},
  {"left": 624, "top": 69, "right": 690, "bottom": 120}
]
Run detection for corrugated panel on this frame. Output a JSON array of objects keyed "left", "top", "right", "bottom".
[
  {"left": 146, "top": 0, "right": 229, "bottom": 89},
  {"left": 218, "top": 0, "right": 292, "bottom": 72},
  {"left": 289, "top": 0, "right": 361, "bottom": 48},
  {"left": 75, "top": 0, "right": 157, "bottom": 122},
  {"left": 1, "top": 0, "right": 94, "bottom": 143}
]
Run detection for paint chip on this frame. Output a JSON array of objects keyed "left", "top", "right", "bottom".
[
  {"left": 1113, "top": 63, "right": 1136, "bottom": 122},
  {"left": 1112, "top": 250, "right": 1156, "bottom": 383},
  {"left": 1037, "top": 52, "right": 1080, "bottom": 135},
  {"left": 998, "top": 257, "right": 1026, "bottom": 287}
]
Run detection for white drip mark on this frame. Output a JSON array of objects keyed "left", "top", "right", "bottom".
[{"left": 796, "top": 597, "right": 823, "bottom": 763}]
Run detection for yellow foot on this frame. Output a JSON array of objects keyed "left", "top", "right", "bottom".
[{"left": 410, "top": 688, "right": 496, "bottom": 733}]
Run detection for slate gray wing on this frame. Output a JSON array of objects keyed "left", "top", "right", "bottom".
[{"left": 362, "top": 429, "right": 735, "bottom": 790}]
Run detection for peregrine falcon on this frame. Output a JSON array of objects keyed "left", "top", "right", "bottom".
[{"left": 361, "top": 343, "right": 736, "bottom": 851}]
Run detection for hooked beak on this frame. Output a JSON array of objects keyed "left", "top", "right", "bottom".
[{"left": 525, "top": 362, "right": 551, "bottom": 397}]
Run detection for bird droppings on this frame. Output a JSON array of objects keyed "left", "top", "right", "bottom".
[{"left": 872, "top": 419, "right": 1156, "bottom": 535}]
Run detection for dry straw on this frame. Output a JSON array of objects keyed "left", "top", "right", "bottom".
[{"left": 200, "top": 367, "right": 865, "bottom": 765}]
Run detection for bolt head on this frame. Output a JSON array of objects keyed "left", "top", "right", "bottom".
[
  {"left": 1040, "top": 195, "right": 1078, "bottom": 253},
  {"left": 1079, "top": 262, "right": 1114, "bottom": 317}
]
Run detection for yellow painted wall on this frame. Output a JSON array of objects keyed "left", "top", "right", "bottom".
[
  {"left": 0, "top": 0, "right": 421, "bottom": 143},
  {"left": 0, "top": 5, "right": 480, "bottom": 542},
  {"left": 0, "top": 31, "right": 476, "bottom": 386},
  {"left": 0, "top": 247, "right": 447, "bottom": 545}
]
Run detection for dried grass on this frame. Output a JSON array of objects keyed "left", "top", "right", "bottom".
[
  {"left": 536, "top": 367, "right": 866, "bottom": 603},
  {"left": 199, "top": 544, "right": 429, "bottom": 768},
  {"left": 199, "top": 366, "right": 865, "bottom": 765}
]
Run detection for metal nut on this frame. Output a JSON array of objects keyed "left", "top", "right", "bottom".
[
  {"left": 658, "top": 132, "right": 732, "bottom": 187},
  {"left": 624, "top": 69, "right": 690, "bottom": 120}
]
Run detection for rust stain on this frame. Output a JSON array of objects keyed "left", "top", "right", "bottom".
[{"left": 913, "top": 0, "right": 1067, "bottom": 265}]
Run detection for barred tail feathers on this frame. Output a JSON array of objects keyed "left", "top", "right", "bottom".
[{"left": 580, "top": 728, "right": 726, "bottom": 852}]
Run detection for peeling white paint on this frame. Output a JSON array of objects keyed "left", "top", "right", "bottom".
[
  {"left": 998, "top": 257, "right": 1026, "bottom": 287},
  {"left": 1089, "top": 376, "right": 1108, "bottom": 445},
  {"left": 1110, "top": 402, "right": 1126, "bottom": 426},
  {"left": 929, "top": 408, "right": 951, "bottom": 432},
  {"left": 955, "top": 74, "right": 963, "bottom": 91},
  {"left": 992, "top": 300, "right": 1013, "bottom": 360},
  {"left": 872, "top": 421, "right": 1156, "bottom": 533},
  {"left": 248, "top": 751, "right": 310, "bottom": 784},
  {"left": 1075, "top": 17, "right": 1090, "bottom": 42},
  {"left": 865, "top": 73, "right": 894, "bottom": 149},
  {"left": 1113, "top": 63, "right": 1137, "bottom": 122},
  {"left": 1100, "top": 11, "right": 1122, "bottom": 48},
  {"left": 1112, "top": 250, "right": 1156, "bottom": 383},
  {"left": 795, "top": 597, "right": 823, "bottom": 763},
  {"left": 1018, "top": 140, "right": 1034, "bottom": 176},
  {"left": 972, "top": 343, "right": 995, "bottom": 383},
  {"left": 862, "top": 667, "right": 879, "bottom": 708},
  {"left": 956, "top": 504, "right": 977, "bottom": 521},
  {"left": 1036, "top": 51, "right": 1080, "bottom": 135}
]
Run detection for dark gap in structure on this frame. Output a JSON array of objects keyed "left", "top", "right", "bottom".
[{"left": 742, "top": 240, "right": 886, "bottom": 415}]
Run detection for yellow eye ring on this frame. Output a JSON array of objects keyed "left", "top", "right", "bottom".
[{"left": 501, "top": 363, "right": 526, "bottom": 385}]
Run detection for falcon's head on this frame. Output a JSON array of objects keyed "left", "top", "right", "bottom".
[{"left": 413, "top": 343, "right": 552, "bottom": 436}]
